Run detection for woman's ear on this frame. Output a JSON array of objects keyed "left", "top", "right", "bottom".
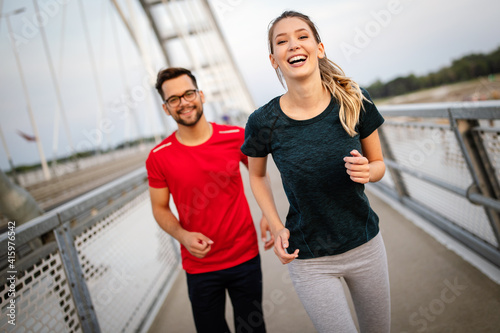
[
  {"left": 269, "top": 54, "right": 279, "bottom": 69},
  {"left": 317, "top": 42, "right": 325, "bottom": 59}
]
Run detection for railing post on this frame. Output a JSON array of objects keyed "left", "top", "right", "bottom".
[
  {"left": 54, "top": 221, "right": 101, "bottom": 333},
  {"left": 449, "top": 113, "right": 500, "bottom": 247}
]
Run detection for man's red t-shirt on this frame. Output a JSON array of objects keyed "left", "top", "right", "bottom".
[{"left": 146, "top": 123, "right": 259, "bottom": 274}]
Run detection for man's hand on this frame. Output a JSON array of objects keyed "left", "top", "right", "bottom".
[
  {"left": 180, "top": 232, "right": 214, "bottom": 258},
  {"left": 260, "top": 215, "right": 275, "bottom": 250}
]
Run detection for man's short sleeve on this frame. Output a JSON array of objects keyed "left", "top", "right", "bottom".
[
  {"left": 357, "top": 88, "right": 385, "bottom": 139},
  {"left": 145, "top": 153, "right": 168, "bottom": 188},
  {"left": 241, "top": 112, "right": 271, "bottom": 157}
]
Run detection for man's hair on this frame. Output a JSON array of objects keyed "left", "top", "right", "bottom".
[{"left": 155, "top": 67, "right": 198, "bottom": 100}]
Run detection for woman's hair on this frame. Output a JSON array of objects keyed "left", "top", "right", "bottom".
[{"left": 268, "top": 11, "right": 368, "bottom": 137}]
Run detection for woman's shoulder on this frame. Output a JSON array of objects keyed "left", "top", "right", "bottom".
[
  {"left": 358, "top": 87, "right": 377, "bottom": 110},
  {"left": 359, "top": 87, "right": 373, "bottom": 100},
  {"left": 247, "top": 96, "right": 281, "bottom": 126}
]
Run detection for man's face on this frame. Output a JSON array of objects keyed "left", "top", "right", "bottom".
[{"left": 162, "top": 74, "right": 205, "bottom": 127}]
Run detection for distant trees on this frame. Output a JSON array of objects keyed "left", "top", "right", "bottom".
[{"left": 367, "top": 46, "right": 500, "bottom": 99}]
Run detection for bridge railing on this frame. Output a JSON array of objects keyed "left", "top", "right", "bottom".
[
  {"left": 375, "top": 100, "right": 500, "bottom": 267},
  {"left": 0, "top": 167, "right": 180, "bottom": 333}
]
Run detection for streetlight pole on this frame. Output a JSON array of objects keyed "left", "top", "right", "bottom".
[
  {"left": 0, "top": 125, "right": 20, "bottom": 185},
  {"left": 32, "top": 0, "right": 75, "bottom": 163},
  {"left": 3, "top": 7, "right": 51, "bottom": 181}
]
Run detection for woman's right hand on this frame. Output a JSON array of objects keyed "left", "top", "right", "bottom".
[{"left": 274, "top": 228, "right": 299, "bottom": 264}]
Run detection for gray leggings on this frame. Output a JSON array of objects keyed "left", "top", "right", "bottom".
[{"left": 288, "top": 232, "right": 391, "bottom": 333}]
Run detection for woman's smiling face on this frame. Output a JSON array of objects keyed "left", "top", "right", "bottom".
[{"left": 269, "top": 17, "right": 325, "bottom": 82}]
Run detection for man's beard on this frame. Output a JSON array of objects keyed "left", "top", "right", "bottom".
[{"left": 174, "top": 106, "right": 204, "bottom": 127}]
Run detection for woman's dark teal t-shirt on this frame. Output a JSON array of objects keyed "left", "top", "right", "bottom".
[{"left": 241, "top": 89, "right": 385, "bottom": 259}]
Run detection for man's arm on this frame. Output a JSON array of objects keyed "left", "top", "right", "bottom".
[{"left": 149, "top": 186, "right": 213, "bottom": 258}]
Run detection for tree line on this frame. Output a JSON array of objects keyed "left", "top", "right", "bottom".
[{"left": 366, "top": 46, "right": 500, "bottom": 99}]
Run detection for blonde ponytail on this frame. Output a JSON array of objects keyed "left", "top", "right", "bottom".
[{"left": 319, "top": 57, "right": 368, "bottom": 137}]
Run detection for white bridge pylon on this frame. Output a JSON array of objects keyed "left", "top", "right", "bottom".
[{"left": 134, "top": 0, "right": 255, "bottom": 124}]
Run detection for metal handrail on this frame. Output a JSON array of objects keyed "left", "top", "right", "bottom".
[
  {"left": 377, "top": 99, "right": 500, "bottom": 267},
  {"left": 378, "top": 100, "right": 500, "bottom": 119},
  {"left": 0, "top": 167, "right": 181, "bottom": 333},
  {"left": 384, "top": 159, "right": 500, "bottom": 212},
  {"left": 0, "top": 168, "right": 147, "bottom": 252}
]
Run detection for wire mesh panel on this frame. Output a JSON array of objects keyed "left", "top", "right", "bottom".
[
  {"left": 75, "top": 190, "right": 179, "bottom": 332},
  {"left": 381, "top": 122, "right": 498, "bottom": 247},
  {"left": 385, "top": 124, "right": 471, "bottom": 188},
  {"left": 0, "top": 169, "right": 180, "bottom": 333},
  {"left": 400, "top": 173, "right": 496, "bottom": 246},
  {"left": 0, "top": 252, "right": 82, "bottom": 333}
]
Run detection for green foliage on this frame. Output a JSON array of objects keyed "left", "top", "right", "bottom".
[{"left": 367, "top": 46, "right": 500, "bottom": 98}]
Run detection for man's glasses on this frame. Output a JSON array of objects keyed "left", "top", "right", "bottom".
[{"left": 165, "top": 89, "right": 198, "bottom": 108}]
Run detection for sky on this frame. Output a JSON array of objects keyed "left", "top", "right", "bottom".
[
  {"left": 214, "top": 0, "right": 500, "bottom": 106},
  {"left": 0, "top": 0, "right": 499, "bottom": 171}
]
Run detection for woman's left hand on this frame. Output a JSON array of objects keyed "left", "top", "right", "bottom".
[{"left": 344, "top": 150, "right": 370, "bottom": 184}]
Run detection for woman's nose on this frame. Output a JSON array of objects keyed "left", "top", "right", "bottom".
[{"left": 289, "top": 39, "right": 299, "bottom": 51}]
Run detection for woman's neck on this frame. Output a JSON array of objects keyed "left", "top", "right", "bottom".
[{"left": 281, "top": 73, "right": 331, "bottom": 120}]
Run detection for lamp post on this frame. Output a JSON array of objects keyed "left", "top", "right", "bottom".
[
  {"left": 0, "top": 125, "right": 20, "bottom": 185},
  {"left": 2, "top": 7, "right": 51, "bottom": 181},
  {"left": 32, "top": 0, "right": 75, "bottom": 164}
]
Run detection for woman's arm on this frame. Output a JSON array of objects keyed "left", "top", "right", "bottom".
[
  {"left": 344, "top": 129, "right": 386, "bottom": 184},
  {"left": 248, "top": 156, "right": 299, "bottom": 264},
  {"left": 242, "top": 161, "right": 274, "bottom": 250}
]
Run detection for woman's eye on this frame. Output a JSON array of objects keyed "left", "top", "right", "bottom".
[
  {"left": 277, "top": 40, "right": 286, "bottom": 45},
  {"left": 299, "top": 35, "right": 308, "bottom": 40}
]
